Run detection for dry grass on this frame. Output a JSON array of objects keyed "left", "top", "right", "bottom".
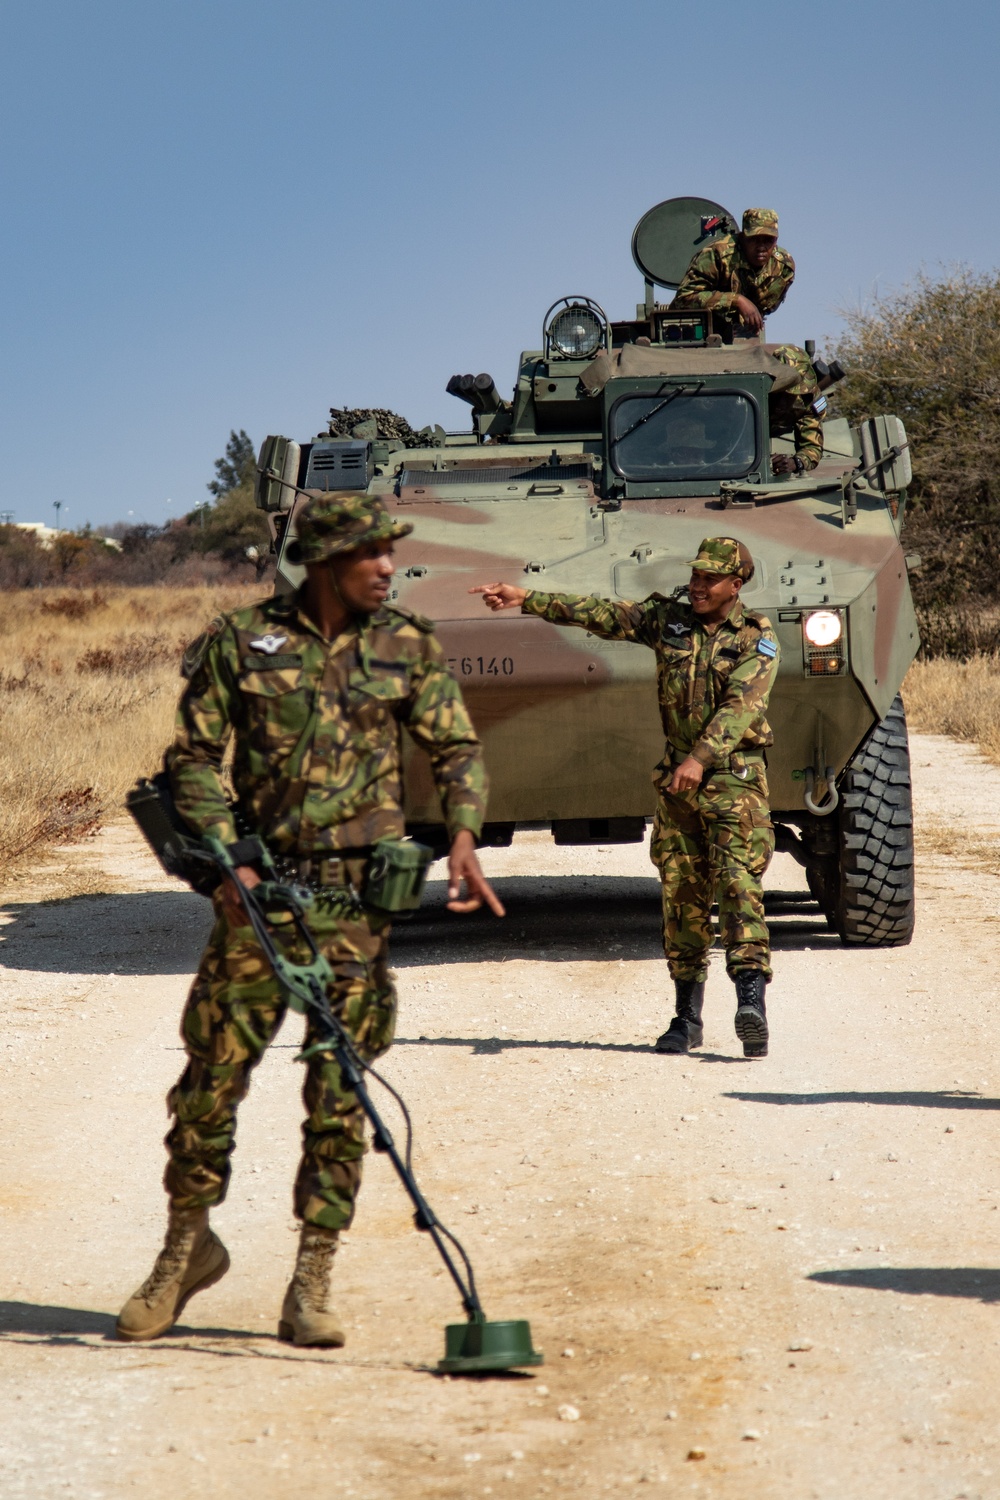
[
  {"left": 0, "top": 584, "right": 262, "bottom": 880},
  {"left": 915, "top": 604, "right": 1000, "bottom": 659},
  {"left": 915, "top": 819, "right": 1000, "bottom": 876},
  {"left": 904, "top": 652, "right": 1000, "bottom": 881},
  {"left": 903, "top": 653, "right": 1000, "bottom": 764},
  {"left": 5, "top": 586, "right": 1000, "bottom": 889}
]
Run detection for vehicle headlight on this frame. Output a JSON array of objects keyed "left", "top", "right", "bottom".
[
  {"left": 543, "top": 297, "right": 608, "bottom": 359},
  {"left": 804, "top": 610, "right": 842, "bottom": 647}
]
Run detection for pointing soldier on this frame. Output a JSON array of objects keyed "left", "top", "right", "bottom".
[
  {"left": 471, "top": 537, "right": 779, "bottom": 1058},
  {"left": 118, "top": 492, "right": 503, "bottom": 1347},
  {"left": 671, "top": 208, "right": 794, "bottom": 334}
]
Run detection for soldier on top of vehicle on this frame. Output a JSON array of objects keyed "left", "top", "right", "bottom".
[
  {"left": 768, "top": 343, "right": 825, "bottom": 474},
  {"left": 670, "top": 208, "right": 795, "bottom": 334}
]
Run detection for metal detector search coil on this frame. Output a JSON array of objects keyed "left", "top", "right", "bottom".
[{"left": 440, "top": 1316, "right": 542, "bottom": 1374}]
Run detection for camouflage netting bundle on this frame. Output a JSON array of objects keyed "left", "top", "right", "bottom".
[{"left": 327, "top": 407, "right": 426, "bottom": 447}]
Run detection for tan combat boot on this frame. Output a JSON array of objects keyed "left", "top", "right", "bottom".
[
  {"left": 278, "top": 1224, "right": 345, "bottom": 1347},
  {"left": 116, "top": 1207, "right": 230, "bottom": 1342}
]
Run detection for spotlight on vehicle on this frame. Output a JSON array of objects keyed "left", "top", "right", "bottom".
[
  {"left": 804, "top": 610, "right": 842, "bottom": 647},
  {"left": 543, "top": 297, "right": 609, "bottom": 360}
]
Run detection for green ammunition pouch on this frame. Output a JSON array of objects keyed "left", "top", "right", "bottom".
[{"left": 361, "top": 837, "right": 436, "bottom": 914}]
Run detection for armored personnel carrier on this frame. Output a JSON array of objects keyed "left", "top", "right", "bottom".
[{"left": 256, "top": 197, "right": 919, "bottom": 947}]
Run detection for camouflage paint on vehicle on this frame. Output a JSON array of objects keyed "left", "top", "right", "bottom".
[{"left": 253, "top": 196, "right": 919, "bottom": 942}]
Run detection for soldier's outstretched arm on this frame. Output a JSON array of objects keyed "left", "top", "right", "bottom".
[
  {"left": 470, "top": 583, "right": 656, "bottom": 645},
  {"left": 470, "top": 582, "right": 527, "bottom": 610}
]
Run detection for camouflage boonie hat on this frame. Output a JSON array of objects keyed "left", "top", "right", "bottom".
[
  {"left": 286, "top": 492, "right": 413, "bottom": 564},
  {"left": 742, "top": 207, "right": 779, "bottom": 239},
  {"left": 689, "top": 536, "right": 754, "bottom": 581}
]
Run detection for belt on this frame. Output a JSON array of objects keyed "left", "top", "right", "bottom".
[
  {"left": 269, "top": 847, "right": 373, "bottom": 890},
  {"left": 668, "top": 747, "right": 766, "bottom": 775}
]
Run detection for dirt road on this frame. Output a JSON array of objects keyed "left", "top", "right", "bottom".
[{"left": 2, "top": 731, "right": 999, "bottom": 1499}]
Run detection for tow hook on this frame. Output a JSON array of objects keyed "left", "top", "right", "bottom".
[{"left": 804, "top": 766, "right": 839, "bottom": 816}]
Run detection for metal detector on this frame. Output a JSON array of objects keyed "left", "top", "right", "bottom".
[{"left": 194, "top": 835, "right": 543, "bottom": 1376}]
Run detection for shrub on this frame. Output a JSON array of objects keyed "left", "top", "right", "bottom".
[
  {"left": 830, "top": 269, "right": 1000, "bottom": 606},
  {"left": 40, "top": 590, "right": 108, "bottom": 620},
  {"left": 76, "top": 634, "right": 182, "bottom": 675}
]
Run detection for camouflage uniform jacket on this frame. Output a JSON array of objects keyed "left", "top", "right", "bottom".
[
  {"left": 670, "top": 234, "right": 795, "bottom": 319},
  {"left": 769, "top": 343, "right": 824, "bottom": 469},
  {"left": 522, "top": 591, "right": 779, "bottom": 769},
  {"left": 167, "top": 593, "right": 486, "bottom": 853}
]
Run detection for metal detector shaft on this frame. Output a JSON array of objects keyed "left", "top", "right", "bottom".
[
  {"left": 300, "top": 996, "right": 483, "bottom": 1319},
  {"left": 197, "top": 842, "right": 486, "bottom": 1323}
]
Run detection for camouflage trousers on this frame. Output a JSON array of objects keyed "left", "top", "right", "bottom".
[
  {"left": 164, "top": 873, "right": 395, "bottom": 1232},
  {"left": 649, "top": 761, "right": 774, "bottom": 982}
]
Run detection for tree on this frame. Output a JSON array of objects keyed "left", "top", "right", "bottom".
[
  {"left": 830, "top": 269, "right": 1000, "bottom": 606},
  {"left": 208, "top": 429, "right": 256, "bottom": 498},
  {"left": 0, "top": 525, "right": 51, "bottom": 587},
  {"left": 196, "top": 484, "right": 270, "bottom": 562}
]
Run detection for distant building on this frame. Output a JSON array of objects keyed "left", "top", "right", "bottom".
[
  {"left": 12, "top": 522, "right": 60, "bottom": 548},
  {"left": 5, "top": 522, "right": 122, "bottom": 552}
]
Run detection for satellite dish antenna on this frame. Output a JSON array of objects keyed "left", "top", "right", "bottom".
[{"left": 631, "top": 196, "right": 736, "bottom": 292}]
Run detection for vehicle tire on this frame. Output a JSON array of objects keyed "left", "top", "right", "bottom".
[
  {"left": 804, "top": 854, "right": 836, "bottom": 921},
  {"left": 833, "top": 693, "right": 915, "bottom": 946}
]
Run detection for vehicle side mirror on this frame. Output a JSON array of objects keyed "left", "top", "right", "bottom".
[
  {"left": 255, "top": 436, "right": 301, "bottom": 513},
  {"left": 858, "top": 415, "right": 911, "bottom": 493}
]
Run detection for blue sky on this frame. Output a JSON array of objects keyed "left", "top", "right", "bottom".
[{"left": 1, "top": 0, "right": 996, "bottom": 529}]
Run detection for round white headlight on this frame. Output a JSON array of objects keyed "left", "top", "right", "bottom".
[
  {"left": 804, "top": 610, "right": 842, "bottom": 647},
  {"left": 549, "top": 304, "right": 604, "bottom": 358}
]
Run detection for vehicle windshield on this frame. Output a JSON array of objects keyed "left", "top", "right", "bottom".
[{"left": 610, "top": 390, "right": 758, "bottom": 481}]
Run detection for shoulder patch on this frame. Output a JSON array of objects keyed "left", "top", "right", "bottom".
[
  {"left": 381, "top": 603, "right": 436, "bottom": 634},
  {"left": 757, "top": 638, "right": 778, "bottom": 659},
  {"left": 181, "top": 615, "right": 226, "bottom": 680}
]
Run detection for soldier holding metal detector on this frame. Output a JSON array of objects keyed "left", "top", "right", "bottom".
[
  {"left": 118, "top": 492, "right": 503, "bottom": 1348},
  {"left": 472, "top": 536, "right": 779, "bottom": 1059}
]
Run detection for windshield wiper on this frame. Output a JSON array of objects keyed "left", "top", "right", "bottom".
[{"left": 616, "top": 382, "right": 704, "bottom": 442}]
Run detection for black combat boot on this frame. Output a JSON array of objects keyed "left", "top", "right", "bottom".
[
  {"left": 655, "top": 979, "right": 706, "bottom": 1054},
  {"left": 733, "top": 970, "right": 768, "bottom": 1059}
]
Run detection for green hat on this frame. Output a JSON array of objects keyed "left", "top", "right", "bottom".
[
  {"left": 742, "top": 207, "right": 779, "bottom": 239},
  {"left": 286, "top": 492, "right": 413, "bottom": 564},
  {"left": 689, "top": 536, "right": 754, "bottom": 581}
]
